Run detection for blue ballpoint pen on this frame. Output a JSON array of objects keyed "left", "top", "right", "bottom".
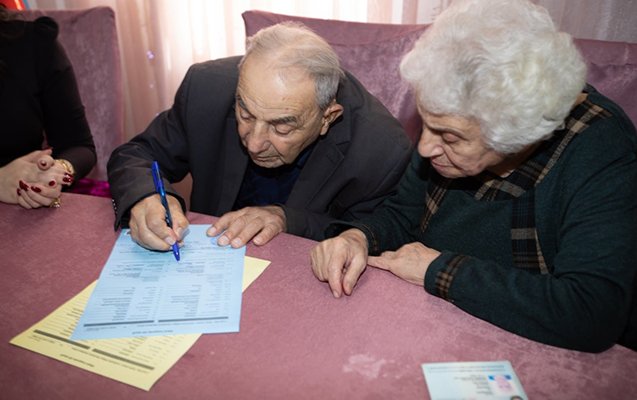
[{"left": 151, "top": 161, "right": 180, "bottom": 261}]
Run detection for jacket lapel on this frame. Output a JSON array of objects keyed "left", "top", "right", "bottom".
[
  {"left": 286, "top": 137, "right": 345, "bottom": 208},
  {"left": 217, "top": 117, "right": 248, "bottom": 213}
]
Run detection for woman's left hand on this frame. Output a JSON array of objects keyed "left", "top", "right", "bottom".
[
  {"left": 368, "top": 242, "right": 441, "bottom": 286},
  {"left": 0, "top": 149, "right": 73, "bottom": 208}
]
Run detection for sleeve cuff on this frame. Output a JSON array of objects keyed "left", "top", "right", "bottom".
[{"left": 424, "top": 251, "right": 469, "bottom": 302}]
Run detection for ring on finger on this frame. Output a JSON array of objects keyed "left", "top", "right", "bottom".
[{"left": 49, "top": 198, "right": 61, "bottom": 208}]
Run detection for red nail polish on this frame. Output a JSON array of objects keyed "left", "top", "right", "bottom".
[
  {"left": 63, "top": 177, "right": 72, "bottom": 183},
  {"left": 31, "top": 186, "right": 42, "bottom": 193},
  {"left": 48, "top": 180, "right": 56, "bottom": 187},
  {"left": 17, "top": 188, "right": 21, "bottom": 196},
  {"left": 19, "top": 180, "right": 29, "bottom": 191}
]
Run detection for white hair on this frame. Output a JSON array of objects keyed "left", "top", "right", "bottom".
[
  {"left": 240, "top": 22, "right": 344, "bottom": 110},
  {"left": 400, "top": 0, "right": 587, "bottom": 153}
]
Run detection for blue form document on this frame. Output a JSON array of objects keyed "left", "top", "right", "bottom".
[{"left": 72, "top": 225, "right": 244, "bottom": 340}]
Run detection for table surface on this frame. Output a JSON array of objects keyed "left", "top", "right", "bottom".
[{"left": 1, "top": 193, "right": 636, "bottom": 399}]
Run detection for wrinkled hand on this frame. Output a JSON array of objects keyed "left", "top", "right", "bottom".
[
  {"left": 207, "top": 205, "right": 286, "bottom": 248},
  {"left": 129, "top": 194, "right": 189, "bottom": 251},
  {"left": 0, "top": 149, "right": 70, "bottom": 208},
  {"left": 310, "top": 228, "right": 369, "bottom": 298},
  {"left": 368, "top": 242, "right": 440, "bottom": 286}
]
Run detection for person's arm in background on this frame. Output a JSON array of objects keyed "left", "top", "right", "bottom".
[
  {"left": 35, "top": 16, "right": 96, "bottom": 180},
  {"left": 0, "top": 16, "right": 94, "bottom": 208}
]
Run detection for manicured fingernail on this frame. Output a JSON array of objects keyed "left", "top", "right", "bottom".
[
  {"left": 19, "top": 180, "right": 29, "bottom": 191},
  {"left": 231, "top": 238, "right": 242, "bottom": 247},
  {"left": 17, "top": 188, "right": 21, "bottom": 196},
  {"left": 31, "top": 186, "right": 42, "bottom": 193},
  {"left": 62, "top": 177, "right": 72, "bottom": 183},
  {"left": 207, "top": 226, "right": 217, "bottom": 236},
  {"left": 165, "top": 236, "right": 176, "bottom": 245},
  {"left": 332, "top": 291, "right": 340, "bottom": 298},
  {"left": 48, "top": 180, "right": 56, "bottom": 187},
  {"left": 217, "top": 236, "right": 229, "bottom": 246}
]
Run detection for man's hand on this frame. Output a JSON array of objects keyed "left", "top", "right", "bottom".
[
  {"left": 207, "top": 205, "right": 286, "bottom": 248},
  {"left": 310, "top": 228, "right": 369, "bottom": 298},
  {"left": 367, "top": 242, "right": 440, "bottom": 286},
  {"left": 129, "top": 194, "right": 189, "bottom": 251}
]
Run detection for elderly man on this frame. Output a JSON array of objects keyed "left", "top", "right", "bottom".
[{"left": 107, "top": 22, "right": 412, "bottom": 251}]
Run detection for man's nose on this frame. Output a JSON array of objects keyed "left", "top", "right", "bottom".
[{"left": 245, "top": 122, "right": 270, "bottom": 153}]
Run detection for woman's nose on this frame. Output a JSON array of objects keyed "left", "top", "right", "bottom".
[{"left": 417, "top": 128, "right": 444, "bottom": 158}]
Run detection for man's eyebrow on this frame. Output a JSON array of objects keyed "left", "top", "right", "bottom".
[
  {"left": 235, "top": 95, "right": 251, "bottom": 113},
  {"left": 236, "top": 94, "right": 299, "bottom": 126},
  {"left": 269, "top": 115, "right": 298, "bottom": 126}
]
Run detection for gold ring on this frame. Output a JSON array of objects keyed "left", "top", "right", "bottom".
[{"left": 49, "top": 198, "right": 61, "bottom": 208}]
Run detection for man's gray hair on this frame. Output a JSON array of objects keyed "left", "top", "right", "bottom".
[
  {"left": 400, "top": 0, "right": 587, "bottom": 154},
  {"left": 240, "top": 22, "right": 344, "bottom": 109}
]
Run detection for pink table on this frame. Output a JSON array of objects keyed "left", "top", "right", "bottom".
[{"left": 1, "top": 193, "right": 635, "bottom": 399}]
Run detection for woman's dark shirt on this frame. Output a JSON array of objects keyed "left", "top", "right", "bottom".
[{"left": 0, "top": 16, "right": 95, "bottom": 178}]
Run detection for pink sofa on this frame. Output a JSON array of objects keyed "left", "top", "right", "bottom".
[
  {"left": 243, "top": 10, "right": 637, "bottom": 143},
  {"left": 20, "top": 7, "right": 124, "bottom": 196}
]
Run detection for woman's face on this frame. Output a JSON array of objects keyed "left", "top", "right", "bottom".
[{"left": 417, "top": 110, "right": 507, "bottom": 179}]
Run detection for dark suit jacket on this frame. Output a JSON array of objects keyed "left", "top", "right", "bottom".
[{"left": 108, "top": 56, "right": 412, "bottom": 240}]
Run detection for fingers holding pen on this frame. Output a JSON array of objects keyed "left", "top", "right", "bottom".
[
  {"left": 167, "top": 195, "right": 189, "bottom": 241},
  {"left": 130, "top": 194, "right": 188, "bottom": 251}
]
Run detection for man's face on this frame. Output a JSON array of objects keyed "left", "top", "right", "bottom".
[{"left": 235, "top": 56, "right": 340, "bottom": 168}]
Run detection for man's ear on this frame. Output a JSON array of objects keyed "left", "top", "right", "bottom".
[{"left": 319, "top": 101, "right": 344, "bottom": 136}]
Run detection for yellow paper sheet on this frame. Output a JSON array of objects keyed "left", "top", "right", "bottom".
[{"left": 10, "top": 256, "right": 270, "bottom": 391}]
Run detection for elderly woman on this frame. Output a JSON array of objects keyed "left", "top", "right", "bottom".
[{"left": 311, "top": 0, "right": 637, "bottom": 353}]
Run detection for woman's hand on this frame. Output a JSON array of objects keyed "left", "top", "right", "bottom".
[
  {"left": 367, "top": 242, "right": 441, "bottom": 286},
  {"left": 310, "top": 228, "right": 369, "bottom": 298},
  {"left": 0, "top": 149, "right": 73, "bottom": 208}
]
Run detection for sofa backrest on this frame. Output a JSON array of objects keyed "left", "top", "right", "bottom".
[
  {"left": 20, "top": 7, "right": 124, "bottom": 183},
  {"left": 574, "top": 38, "right": 637, "bottom": 127},
  {"left": 243, "top": 10, "right": 637, "bottom": 143}
]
